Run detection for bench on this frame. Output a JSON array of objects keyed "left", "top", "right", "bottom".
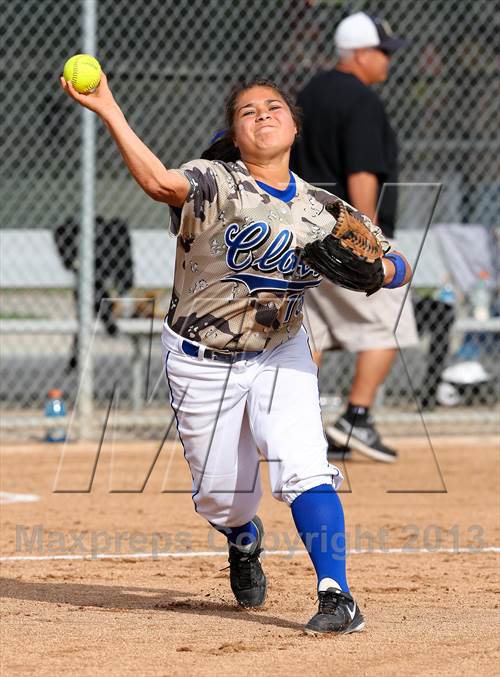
[
  {"left": 1, "top": 227, "right": 498, "bottom": 412},
  {"left": 0, "top": 229, "right": 176, "bottom": 409},
  {"left": 395, "top": 226, "right": 499, "bottom": 334},
  {"left": 0, "top": 228, "right": 176, "bottom": 289}
]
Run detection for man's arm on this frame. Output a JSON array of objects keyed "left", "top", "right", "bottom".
[{"left": 347, "top": 172, "right": 378, "bottom": 223}]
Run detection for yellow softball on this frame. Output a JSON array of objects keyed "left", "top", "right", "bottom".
[{"left": 63, "top": 54, "right": 101, "bottom": 94}]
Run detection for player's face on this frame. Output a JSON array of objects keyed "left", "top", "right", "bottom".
[
  {"left": 356, "top": 48, "right": 391, "bottom": 84},
  {"left": 232, "top": 86, "right": 297, "bottom": 160}
]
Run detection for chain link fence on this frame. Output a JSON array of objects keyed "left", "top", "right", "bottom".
[{"left": 1, "top": 0, "right": 498, "bottom": 439}]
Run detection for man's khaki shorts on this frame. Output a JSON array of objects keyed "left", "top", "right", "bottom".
[{"left": 303, "top": 279, "right": 419, "bottom": 354}]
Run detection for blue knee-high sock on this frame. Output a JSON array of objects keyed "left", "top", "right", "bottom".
[
  {"left": 211, "top": 520, "right": 258, "bottom": 550},
  {"left": 291, "top": 484, "right": 348, "bottom": 592}
]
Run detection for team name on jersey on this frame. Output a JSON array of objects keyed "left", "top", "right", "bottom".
[{"left": 223, "top": 221, "right": 320, "bottom": 294}]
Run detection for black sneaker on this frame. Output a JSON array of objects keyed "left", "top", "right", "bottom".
[
  {"left": 326, "top": 436, "right": 352, "bottom": 462},
  {"left": 326, "top": 415, "right": 397, "bottom": 463},
  {"left": 305, "top": 587, "right": 365, "bottom": 635},
  {"left": 228, "top": 516, "right": 267, "bottom": 609}
]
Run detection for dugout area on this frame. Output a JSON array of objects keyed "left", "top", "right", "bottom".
[{"left": 1, "top": 437, "right": 498, "bottom": 676}]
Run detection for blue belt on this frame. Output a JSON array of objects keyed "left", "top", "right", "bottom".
[{"left": 181, "top": 339, "right": 263, "bottom": 363}]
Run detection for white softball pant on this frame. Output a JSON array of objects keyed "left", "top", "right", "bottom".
[{"left": 162, "top": 322, "right": 342, "bottom": 527}]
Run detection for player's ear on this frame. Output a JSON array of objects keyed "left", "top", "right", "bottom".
[
  {"left": 353, "top": 48, "right": 362, "bottom": 65},
  {"left": 354, "top": 48, "right": 368, "bottom": 67}
]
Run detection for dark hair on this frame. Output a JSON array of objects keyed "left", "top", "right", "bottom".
[
  {"left": 201, "top": 78, "right": 301, "bottom": 163},
  {"left": 201, "top": 135, "right": 240, "bottom": 163}
]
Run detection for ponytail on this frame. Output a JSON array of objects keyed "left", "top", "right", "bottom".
[{"left": 201, "top": 132, "right": 240, "bottom": 163}]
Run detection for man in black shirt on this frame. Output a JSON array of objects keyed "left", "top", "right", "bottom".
[{"left": 292, "top": 11, "right": 418, "bottom": 463}]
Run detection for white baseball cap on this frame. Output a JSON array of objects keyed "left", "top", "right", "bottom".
[{"left": 334, "top": 12, "right": 405, "bottom": 54}]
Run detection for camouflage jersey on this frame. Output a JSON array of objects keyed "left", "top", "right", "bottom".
[{"left": 166, "top": 159, "right": 388, "bottom": 352}]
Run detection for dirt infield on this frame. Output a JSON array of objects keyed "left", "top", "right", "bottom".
[{"left": 1, "top": 436, "right": 499, "bottom": 676}]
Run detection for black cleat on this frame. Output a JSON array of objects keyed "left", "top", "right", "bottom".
[
  {"left": 228, "top": 516, "right": 267, "bottom": 608},
  {"left": 326, "top": 415, "right": 397, "bottom": 463},
  {"left": 305, "top": 587, "right": 365, "bottom": 635},
  {"left": 326, "top": 436, "right": 352, "bottom": 462}
]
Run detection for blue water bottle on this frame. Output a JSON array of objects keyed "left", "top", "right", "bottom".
[
  {"left": 436, "top": 280, "right": 455, "bottom": 306},
  {"left": 45, "top": 389, "right": 67, "bottom": 442}
]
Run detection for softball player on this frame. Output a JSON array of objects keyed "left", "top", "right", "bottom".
[{"left": 61, "top": 72, "right": 410, "bottom": 635}]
